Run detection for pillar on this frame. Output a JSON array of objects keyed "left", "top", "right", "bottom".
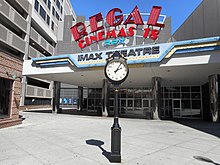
[
  {"left": 52, "top": 81, "right": 61, "bottom": 113},
  {"left": 209, "top": 75, "right": 219, "bottom": 122},
  {"left": 152, "top": 77, "right": 161, "bottom": 120},
  {"left": 102, "top": 79, "right": 109, "bottom": 117},
  {"left": 20, "top": 76, "right": 26, "bottom": 106},
  {"left": 77, "top": 86, "right": 83, "bottom": 111}
]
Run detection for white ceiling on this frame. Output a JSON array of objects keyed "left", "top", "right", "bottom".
[{"left": 30, "top": 62, "right": 220, "bottom": 88}]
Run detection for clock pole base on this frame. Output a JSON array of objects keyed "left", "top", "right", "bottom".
[
  {"left": 110, "top": 122, "right": 121, "bottom": 163},
  {"left": 110, "top": 154, "right": 121, "bottom": 163}
]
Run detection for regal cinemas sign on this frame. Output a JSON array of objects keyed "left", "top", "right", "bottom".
[{"left": 70, "top": 6, "right": 165, "bottom": 49}]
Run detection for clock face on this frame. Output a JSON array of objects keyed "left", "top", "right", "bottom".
[{"left": 105, "top": 60, "right": 129, "bottom": 83}]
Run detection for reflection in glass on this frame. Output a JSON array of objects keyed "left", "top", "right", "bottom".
[
  {"left": 182, "top": 100, "right": 190, "bottom": 108},
  {"left": 120, "top": 99, "right": 126, "bottom": 114},
  {"left": 134, "top": 99, "right": 141, "bottom": 111}
]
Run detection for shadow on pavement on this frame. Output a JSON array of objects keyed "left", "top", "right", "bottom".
[
  {"left": 173, "top": 119, "right": 220, "bottom": 138},
  {"left": 86, "top": 139, "right": 111, "bottom": 162},
  {"left": 193, "top": 156, "right": 220, "bottom": 165}
]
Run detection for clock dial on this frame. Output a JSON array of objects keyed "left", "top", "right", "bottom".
[{"left": 106, "top": 61, "right": 128, "bottom": 82}]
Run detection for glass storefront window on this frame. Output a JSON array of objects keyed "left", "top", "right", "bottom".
[
  {"left": 173, "top": 87, "right": 180, "bottom": 92},
  {"left": 191, "top": 93, "right": 200, "bottom": 99},
  {"left": 182, "top": 100, "right": 191, "bottom": 109},
  {"left": 192, "top": 100, "right": 201, "bottom": 109},
  {"left": 142, "top": 88, "right": 151, "bottom": 98},
  {"left": 127, "top": 99, "right": 133, "bottom": 112},
  {"left": 181, "top": 93, "right": 190, "bottom": 99},
  {"left": 127, "top": 89, "right": 133, "bottom": 98},
  {"left": 134, "top": 89, "right": 142, "bottom": 98},
  {"left": 181, "top": 86, "right": 190, "bottom": 92},
  {"left": 162, "top": 86, "right": 202, "bottom": 119},
  {"left": 173, "top": 93, "right": 180, "bottom": 98},
  {"left": 120, "top": 89, "right": 127, "bottom": 98},
  {"left": 191, "top": 86, "right": 200, "bottom": 92}
]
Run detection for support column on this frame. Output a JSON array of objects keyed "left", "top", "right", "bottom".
[
  {"left": 152, "top": 77, "right": 161, "bottom": 120},
  {"left": 77, "top": 86, "right": 83, "bottom": 111},
  {"left": 52, "top": 81, "right": 61, "bottom": 113},
  {"left": 20, "top": 76, "right": 26, "bottom": 106},
  {"left": 102, "top": 79, "right": 109, "bottom": 117},
  {"left": 209, "top": 75, "right": 219, "bottom": 122}
]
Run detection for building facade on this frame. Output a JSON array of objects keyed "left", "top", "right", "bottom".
[
  {"left": 23, "top": 0, "right": 220, "bottom": 123},
  {"left": 0, "top": 0, "right": 31, "bottom": 128},
  {"left": 20, "top": 0, "right": 76, "bottom": 109},
  {"left": 0, "top": 0, "right": 76, "bottom": 128}
]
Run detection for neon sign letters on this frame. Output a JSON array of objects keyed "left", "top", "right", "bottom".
[{"left": 70, "top": 6, "right": 165, "bottom": 49}]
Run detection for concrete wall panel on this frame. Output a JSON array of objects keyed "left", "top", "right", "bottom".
[
  {"left": 173, "top": 0, "right": 220, "bottom": 41},
  {"left": 184, "top": 16, "right": 193, "bottom": 40},
  {"left": 192, "top": 3, "right": 204, "bottom": 39},
  {"left": 203, "top": 0, "right": 218, "bottom": 37}
]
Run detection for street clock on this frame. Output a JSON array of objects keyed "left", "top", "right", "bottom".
[{"left": 104, "top": 51, "right": 129, "bottom": 85}]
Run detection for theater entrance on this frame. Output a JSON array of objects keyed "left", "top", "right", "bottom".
[
  {"left": 118, "top": 98, "right": 152, "bottom": 117},
  {"left": 172, "top": 99, "right": 182, "bottom": 118}
]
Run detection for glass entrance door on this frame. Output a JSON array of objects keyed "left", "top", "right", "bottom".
[
  {"left": 127, "top": 99, "right": 133, "bottom": 113},
  {"left": 142, "top": 99, "right": 152, "bottom": 116},
  {"left": 172, "top": 99, "right": 181, "bottom": 118},
  {"left": 134, "top": 98, "right": 142, "bottom": 114},
  {"left": 120, "top": 99, "right": 126, "bottom": 114}
]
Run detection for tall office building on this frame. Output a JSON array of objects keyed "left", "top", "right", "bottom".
[
  {"left": 20, "top": 0, "right": 76, "bottom": 109},
  {"left": 0, "top": 0, "right": 76, "bottom": 128},
  {"left": 0, "top": 0, "right": 31, "bottom": 128}
]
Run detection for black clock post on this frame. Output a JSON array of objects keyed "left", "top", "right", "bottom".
[
  {"left": 110, "top": 84, "right": 120, "bottom": 162},
  {"left": 104, "top": 51, "right": 129, "bottom": 163}
]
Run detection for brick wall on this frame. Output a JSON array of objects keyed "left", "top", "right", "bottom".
[{"left": 0, "top": 51, "right": 23, "bottom": 128}]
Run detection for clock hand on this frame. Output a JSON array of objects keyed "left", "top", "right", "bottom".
[{"left": 114, "top": 63, "right": 122, "bottom": 73}]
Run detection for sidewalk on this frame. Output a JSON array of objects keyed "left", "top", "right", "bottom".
[{"left": 0, "top": 111, "right": 220, "bottom": 165}]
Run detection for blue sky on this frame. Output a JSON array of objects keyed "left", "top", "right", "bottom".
[{"left": 70, "top": 0, "right": 202, "bottom": 34}]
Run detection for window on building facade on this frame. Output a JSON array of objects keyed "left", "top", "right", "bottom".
[
  {"left": 52, "top": 7, "right": 55, "bottom": 16},
  {"left": 46, "top": 15, "right": 50, "bottom": 25},
  {"left": 40, "top": 6, "right": 46, "bottom": 20},
  {"left": 34, "top": 0, "right": 39, "bottom": 12},
  {"left": 51, "top": 21, "right": 54, "bottom": 30},
  {"left": 56, "top": 0, "right": 60, "bottom": 9},
  {"left": 60, "top": 6, "right": 63, "bottom": 14},
  {"left": 48, "top": 0, "right": 51, "bottom": 10},
  {"left": 56, "top": 11, "right": 60, "bottom": 20}
]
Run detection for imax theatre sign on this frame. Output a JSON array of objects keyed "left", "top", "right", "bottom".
[
  {"left": 70, "top": 6, "right": 166, "bottom": 49},
  {"left": 32, "top": 42, "right": 174, "bottom": 68},
  {"left": 75, "top": 42, "right": 173, "bottom": 68}
]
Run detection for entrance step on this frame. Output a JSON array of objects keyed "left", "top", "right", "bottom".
[{"left": 0, "top": 118, "right": 22, "bottom": 129}]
